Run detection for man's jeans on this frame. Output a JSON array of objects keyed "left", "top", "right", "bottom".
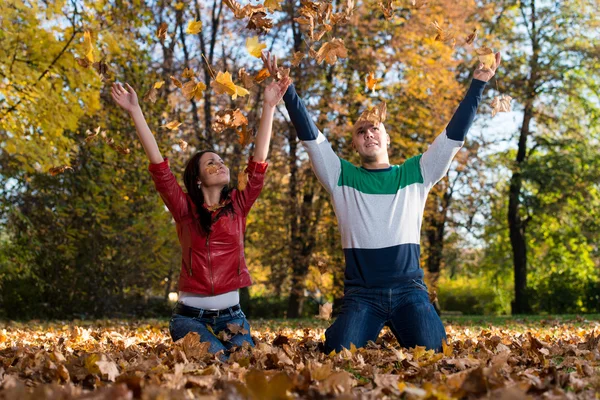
[
  {"left": 324, "top": 279, "right": 446, "bottom": 353},
  {"left": 169, "top": 304, "right": 254, "bottom": 360}
]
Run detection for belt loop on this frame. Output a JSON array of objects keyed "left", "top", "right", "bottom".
[{"left": 198, "top": 309, "right": 204, "bottom": 318}]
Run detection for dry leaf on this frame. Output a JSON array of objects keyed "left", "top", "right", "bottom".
[
  {"left": 378, "top": 0, "right": 394, "bottom": 19},
  {"left": 156, "top": 22, "right": 168, "bottom": 41},
  {"left": 238, "top": 68, "right": 255, "bottom": 89},
  {"left": 182, "top": 80, "right": 206, "bottom": 101},
  {"left": 76, "top": 58, "right": 90, "bottom": 68},
  {"left": 211, "top": 71, "right": 249, "bottom": 100},
  {"left": 357, "top": 101, "right": 387, "bottom": 126},
  {"left": 237, "top": 171, "right": 248, "bottom": 191},
  {"left": 182, "top": 68, "right": 195, "bottom": 80},
  {"left": 212, "top": 108, "right": 248, "bottom": 134},
  {"left": 174, "top": 2, "right": 185, "bottom": 11},
  {"left": 49, "top": 166, "right": 73, "bottom": 176},
  {"left": 246, "top": 36, "right": 267, "bottom": 58},
  {"left": 315, "top": 38, "right": 348, "bottom": 65},
  {"left": 237, "top": 124, "right": 253, "bottom": 147},
  {"left": 104, "top": 137, "right": 131, "bottom": 155},
  {"left": 465, "top": 28, "right": 478, "bottom": 45},
  {"left": 254, "top": 68, "right": 270, "bottom": 83},
  {"left": 154, "top": 81, "right": 165, "bottom": 89},
  {"left": 247, "top": 11, "right": 273, "bottom": 34},
  {"left": 163, "top": 121, "right": 182, "bottom": 130},
  {"left": 291, "top": 51, "right": 305, "bottom": 67},
  {"left": 365, "top": 72, "right": 383, "bottom": 93},
  {"left": 411, "top": 0, "right": 428, "bottom": 8},
  {"left": 178, "top": 139, "right": 188, "bottom": 151},
  {"left": 316, "top": 302, "right": 333, "bottom": 320},
  {"left": 85, "top": 126, "right": 103, "bottom": 143},
  {"left": 92, "top": 60, "right": 111, "bottom": 81},
  {"left": 186, "top": 20, "right": 202, "bottom": 34},
  {"left": 432, "top": 20, "right": 456, "bottom": 47},
  {"left": 223, "top": 0, "right": 248, "bottom": 19},
  {"left": 491, "top": 94, "right": 512, "bottom": 117},
  {"left": 170, "top": 76, "right": 183, "bottom": 88},
  {"left": 264, "top": 0, "right": 284, "bottom": 11},
  {"left": 143, "top": 87, "right": 158, "bottom": 103},
  {"left": 276, "top": 67, "right": 290, "bottom": 81},
  {"left": 476, "top": 47, "right": 496, "bottom": 69},
  {"left": 227, "top": 323, "right": 249, "bottom": 335}
]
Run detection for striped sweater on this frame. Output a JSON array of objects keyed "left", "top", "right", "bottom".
[{"left": 283, "top": 80, "right": 487, "bottom": 288}]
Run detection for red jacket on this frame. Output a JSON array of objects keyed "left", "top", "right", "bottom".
[{"left": 148, "top": 157, "right": 267, "bottom": 295}]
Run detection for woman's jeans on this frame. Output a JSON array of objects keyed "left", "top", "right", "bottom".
[
  {"left": 169, "top": 303, "right": 254, "bottom": 359},
  {"left": 324, "top": 279, "right": 446, "bottom": 353}
]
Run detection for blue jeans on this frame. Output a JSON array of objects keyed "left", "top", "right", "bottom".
[
  {"left": 169, "top": 304, "right": 254, "bottom": 360},
  {"left": 324, "top": 279, "right": 446, "bottom": 353}
]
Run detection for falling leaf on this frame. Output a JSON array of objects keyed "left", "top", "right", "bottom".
[
  {"left": 476, "top": 47, "right": 496, "bottom": 69},
  {"left": 156, "top": 22, "right": 168, "bottom": 41},
  {"left": 182, "top": 80, "right": 206, "bottom": 101},
  {"left": 247, "top": 11, "right": 273, "bottom": 34},
  {"left": 212, "top": 108, "right": 248, "bottom": 134},
  {"left": 254, "top": 68, "right": 270, "bottom": 83},
  {"left": 76, "top": 58, "right": 90, "bottom": 68},
  {"left": 491, "top": 94, "right": 512, "bottom": 117},
  {"left": 92, "top": 60, "right": 111, "bottom": 81},
  {"left": 432, "top": 20, "right": 456, "bottom": 47},
  {"left": 163, "top": 121, "right": 182, "bottom": 130},
  {"left": 238, "top": 68, "right": 255, "bottom": 89},
  {"left": 170, "top": 76, "right": 183, "bottom": 88},
  {"left": 83, "top": 30, "right": 94, "bottom": 63},
  {"left": 153, "top": 81, "right": 165, "bottom": 89},
  {"left": 85, "top": 126, "right": 103, "bottom": 143},
  {"left": 143, "top": 87, "right": 158, "bottom": 103},
  {"left": 365, "top": 71, "right": 383, "bottom": 93},
  {"left": 182, "top": 68, "right": 195, "bottom": 80},
  {"left": 105, "top": 137, "right": 131, "bottom": 155},
  {"left": 186, "top": 19, "right": 202, "bottom": 34},
  {"left": 291, "top": 52, "right": 305, "bottom": 67},
  {"left": 316, "top": 302, "right": 333, "bottom": 320},
  {"left": 246, "top": 36, "right": 267, "bottom": 58},
  {"left": 174, "top": 2, "right": 185, "bottom": 11},
  {"left": 178, "top": 139, "right": 188, "bottom": 151},
  {"left": 237, "top": 171, "right": 248, "bottom": 191},
  {"left": 357, "top": 101, "right": 387, "bottom": 126},
  {"left": 465, "top": 28, "right": 478, "bottom": 45},
  {"left": 378, "top": 0, "right": 394, "bottom": 19},
  {"left": 211, "top": 71, "right": 249, "bottom": 100},
  {"left": 315, "top": 38, "right": 348, "bottom": 65},
  {"left": 264, "top": 0, "right": 283, "bottom": 11},
  {"left": 276, "top": 67, "right": 290, "bottom": 81},
  {"left": 49, "top": 166, "right": 73, "bottom": 176},
  {"left": 314, "top": 24, "right": 332, "bottom": 41},
  {"left": 223, "top": 0, "right": 248, "bottom": 19},
  {"left": 237, "top": 124, "right": 253, "bottom": 147},
  {"left": 308, "top": 47, "right": 318, "bottom": 59}
]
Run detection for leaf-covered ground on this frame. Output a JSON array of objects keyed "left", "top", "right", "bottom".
[{"left": 1, "top": 316, "right": 599, "bottom": 399}]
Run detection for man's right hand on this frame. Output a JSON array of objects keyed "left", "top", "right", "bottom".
[{"left": 260, "top": 51, "right": 279, "bottom": 78}]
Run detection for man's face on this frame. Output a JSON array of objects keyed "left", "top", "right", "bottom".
[{"left": 351, "top": 121, "right": 390, "bottom": 162}]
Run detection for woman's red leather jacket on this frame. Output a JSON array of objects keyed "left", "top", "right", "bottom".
[{"left": 148, "top": 157, "right": 267, "bottom": 295}]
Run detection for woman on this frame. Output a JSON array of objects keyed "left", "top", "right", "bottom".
[{"left": 111, "top": 61, "right": 291, "bottom": 359}]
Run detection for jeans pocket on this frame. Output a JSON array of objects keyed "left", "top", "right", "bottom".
[
  {"left": 411, "top": 279, "right": 428, "bottom": 292},
  {"left": 344, "top": 287, "right": 363, "bottom": 296}
]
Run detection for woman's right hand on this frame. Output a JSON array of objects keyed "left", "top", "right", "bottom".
[{"left": 111, "top": 82, "right": 139, "bottom": 113}]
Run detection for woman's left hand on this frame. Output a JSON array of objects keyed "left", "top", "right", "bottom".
[
  {"left": 264, "top": 76, "right": 292, "bottom": 108},
  {"left": 473, "top": 51, "right": 502, "bottom": 82}
]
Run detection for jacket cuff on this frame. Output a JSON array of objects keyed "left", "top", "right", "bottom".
[
  {"left": 247, "top": 156, "right": 268, "bottom": 174},
  {"left": 149, "top": 158, "right": 169, "bottom": 172}
]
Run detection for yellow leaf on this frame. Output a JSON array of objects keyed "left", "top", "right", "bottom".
[
  {"left": 182, "top": 68, "right": 195, "bottom": 80},
  {"left": 154, "top": 81, "right": 165, "bottom": 89},
  {"left": 83, "top": 30, "right": 94, "bottom": 63},
  {"left": 476, "top": 47, "right": 496, "bottom": 69},
  {"left": 246, "top": 36, "right": 267, "bottom": 58},
  {"left": 182, "top": 80, "right": 206, "bottom": 101},
  {"left": 174, "top": 2, "right": 185, "bottom": 10},
  {"left": 211, "top": 71, "right": 249, "bottom": 100},
  {"left": 163, "top": 121, "right": 182, "bottom": 130},
  {"left": 365, "top": 71, "right": 383, "bottom": 93},
  {"left": 264, "top": 0, "right": 283, "bottom": 11},
  {"left": 186, "top": 19, "right": 202, "bottom": 34},
  {"left": 254, "top": 68, "right": 270, "bottom": 83}
]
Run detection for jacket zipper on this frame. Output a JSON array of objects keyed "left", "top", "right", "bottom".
[
  {"left": 206, "top": 233, "right": 215, "bottom": 295},
  {"left": 188, "top": 247, "right": 193, "bottom": 276}
]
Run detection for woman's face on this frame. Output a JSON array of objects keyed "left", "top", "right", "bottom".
[{"left": 197, "top": 152, "right": 230, "bottom": 188}]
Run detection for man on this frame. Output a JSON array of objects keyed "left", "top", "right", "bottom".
[{"left": 262, "top": 51, "right": 501, "bottom": 352}]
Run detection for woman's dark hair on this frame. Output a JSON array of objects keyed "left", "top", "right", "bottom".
[{"left": 183, "top": 150, "right": 234, "bottom": 234}]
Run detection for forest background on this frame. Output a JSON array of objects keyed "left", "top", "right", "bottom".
[{"left": 1, "top": 0, "right": 599, "bottom": 320}]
